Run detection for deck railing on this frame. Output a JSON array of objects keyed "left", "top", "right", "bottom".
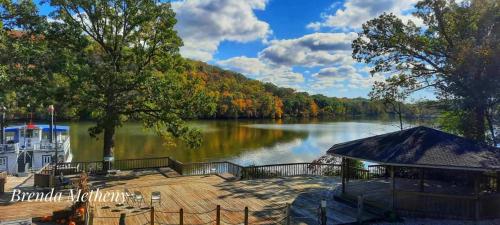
[
  {"left": 394, "top": 190, "right": 477, "bottom": 220},
  {"left": 182, "top": 161, "right": 243, "bottom": 177},
  {"left": 167, "top": 157, "right": 184, "bottom": 174},
  {"left": 48, "top": 157, "right": 345, "bottom": 181},
  {"left": 91, "top": 204, "right": 289, "bottom": 225},
  {"left": 347, "top": 167, "right": 371, "bottom": 180},
  {"left": 243, "top": 163, "right": 342, "bottom": 179},
  {"left": 113, "top": 157, "right": 170, "bottom": 170},
  {"left": 368, "top": 165, "right": 386, "bottom": 178},
  {"left": 55, "top": 157, "right": 171, "bottom": 175}
]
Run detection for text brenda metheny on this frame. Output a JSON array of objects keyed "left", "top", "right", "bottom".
[{"left": 10, "top": 188, "right": 126, "bottom": 203}]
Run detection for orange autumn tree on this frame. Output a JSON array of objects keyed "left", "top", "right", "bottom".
[{"left": 310, "top": 100, "right": 319, "bottom": 117}]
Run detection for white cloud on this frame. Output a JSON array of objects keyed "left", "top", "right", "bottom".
[
  {"left": 306, "top": 22, "right": 322, "bottom": 31},
  {"left": 259, "top": 32, "right": 357, "bottom": 67},
  {"left": 312, "top": 66, "right": 357, "bottom": 80},
  {"left": 307, "top": 0, "right": 420, "bottom": 30},
  {"left": 172, "top": 0, "right": 271, "bottom": 61},
  {"left": 310, "top": 65, "right": 385, "bottom": 90},
  {"left": 217, "top": 56, "right": 304, "bottom": 86}
]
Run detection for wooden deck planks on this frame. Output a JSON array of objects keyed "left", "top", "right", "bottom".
[
  {"left": 89, "top": 174, "right": 334, "bottom": 225},
  {"left": 1, "top": 170, "right": 366, "bottom": 224}
]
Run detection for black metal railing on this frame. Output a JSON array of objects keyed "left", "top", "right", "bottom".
[
  {"left": 368, "top": 165, "right": 386, "bottom": 178},
  {"left": 113, "top": 157, "right": 170, "bottom": 170},
  {"left": 242, "top": 163, "right": 342, "bottom": 179},
  {"left": 182, "top": 161, "right": 243, "bottom": 177},
  {"left": 42, "top": 157, "right": 352, "bottom": 181}
]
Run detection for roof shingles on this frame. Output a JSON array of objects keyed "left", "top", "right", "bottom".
[{"left": 327, "top": 126, "right": 500, "bottom": 171}]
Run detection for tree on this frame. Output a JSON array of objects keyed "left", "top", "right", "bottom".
[
  {"left": 353, "top": 0, "right": 500, "bottom": 142},
  {"left": 49, "top": 0, "right": 208, "bottom": 168},
  {"left": 0, "top": 0, "right": 78, "bottom": 120},
  {"left": 369, "top": 79, "right": 410, "bottom": 130}
]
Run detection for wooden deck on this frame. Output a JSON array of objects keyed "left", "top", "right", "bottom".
[
  {"left": 89, "top": 171, "right": 334, "bottom": 225},
  {"left": 0, "top": 174, "right": 71, "bottom": 222},
  {"left": 1, "top": 169, "right": 379, "bottom": 224}
]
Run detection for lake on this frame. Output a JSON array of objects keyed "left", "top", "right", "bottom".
[{"left": 68, "top": 119, "right": 404, "bottom": 165}]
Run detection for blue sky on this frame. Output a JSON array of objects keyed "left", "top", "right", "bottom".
[
  {"left": 39, "top": 0, "right": 435, "bottom": 100},
  {"left": 171, "top": 0, "right": 435, "bottom": 100}
]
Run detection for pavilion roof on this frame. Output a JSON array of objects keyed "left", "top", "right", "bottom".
[{"left": 327, "top": 126, "right": 500, "bottom": 171}]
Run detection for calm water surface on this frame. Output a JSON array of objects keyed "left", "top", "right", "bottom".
[{"left": 68, "top": 119, "right": 402, "bottom": 165}]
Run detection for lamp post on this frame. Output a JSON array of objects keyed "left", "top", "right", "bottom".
[
  {"left": 49, "top": 105, "right": 58, "bottom": 175},
  {"left": 0, "top": 105, "right": 6, "bottom": 145},
  {"left": 48, "top": 105, "right": 54, "bottom": 144}
]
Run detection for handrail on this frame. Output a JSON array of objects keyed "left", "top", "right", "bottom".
[
  {"left": 249, "top": 162, "right": 341, "bottom": 168},
  {"left": 46, "top": 157, "right": 376, "bottom": 181}
]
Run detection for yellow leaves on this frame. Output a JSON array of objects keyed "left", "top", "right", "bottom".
[
  {"left": 310, "top": 101, "right": 319, "bottom": 117},
  {"left": 274, "top": 96, "right": 283, "bottom": 119}
]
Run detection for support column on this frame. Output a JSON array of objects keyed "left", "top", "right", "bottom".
[
  {"left": 346, "top": 158, "right": 350, "bottom": 183},
  {"left": 419, "top": 168, "right": 424, "bottom": 192},
  {"left": 341, "top": 157, "right": 346, "bottom": 194},
  {"left": 391, "top": 166, "right": 396, "bottom": 210},
  {"left": 497, "top": 172, "right": 500, "bottom": 193},
  {"left": 474, "top": 175, "right": 480, "bottom": 221}
]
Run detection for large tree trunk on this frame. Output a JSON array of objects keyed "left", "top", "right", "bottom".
[
  {"left": 464, "top": 105, "right": 486, "bottom": 142},
  {"left": 485, "top": 109, "right": 497, "bottom": 146},
  {"left": 397, "top": 102, "right": 403, "bottom": 130},
  {"left": 103, "top": 124, "right": 116, "bottom": 171}
]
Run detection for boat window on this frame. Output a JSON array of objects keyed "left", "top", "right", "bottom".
[
  {"left": 0, "top": 157, "right": 6, "bottom": 166},
  {"left": 5, "top": 133, "right": 15, "bottom": 142},
  {"left": 42, "top": 131, "right": 50, "bottom": 139},
  {"left": 26, "top": 129, "right": 34, "bottom": 138}
]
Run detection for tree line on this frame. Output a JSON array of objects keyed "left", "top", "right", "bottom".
[
  {"left": 184, "top": 61, "right": 439, "bottom": 120},
  {"left": 1, "top": 0, "right": 497, "bottom": 167}
]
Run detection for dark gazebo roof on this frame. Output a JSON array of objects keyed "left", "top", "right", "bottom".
[{"left": 328, "top": 126, "right": 500, "bottom": 171}]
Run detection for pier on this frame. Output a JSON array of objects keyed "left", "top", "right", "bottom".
[{"left": 0, "top": 158, "right": 379, "bottom": 224}]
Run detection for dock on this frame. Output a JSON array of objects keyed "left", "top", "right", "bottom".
[{"left": 0, "top": 168, "right": 379, "bottom": 224}]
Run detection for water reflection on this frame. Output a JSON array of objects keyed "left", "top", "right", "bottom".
[{"left": 69, "top": 120, "right": 400, "bottom": 165}]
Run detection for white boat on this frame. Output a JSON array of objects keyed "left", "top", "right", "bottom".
[{"left": 0, "top": 123, "right": 72, "bottom": 175}]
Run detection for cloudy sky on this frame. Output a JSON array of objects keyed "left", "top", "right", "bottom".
[
  {"left": 39, "top": 0, "right": 433, "bottom": 99},
  {"left": 170, "top": 0, "right": 435, "bottom": 98}
]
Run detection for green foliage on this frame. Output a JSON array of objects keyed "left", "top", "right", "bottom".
[
  {"left": 437, "top": 110, "right": 466, "bottom": 136},
  {"left": 353, "top": 0, "right": 500, "bottom": 142},
  {"left": 185, "top": 61, "right": 423, "bottom": 119},
  {"left": 47, "top": 0, "right": 214, "bottom": 153},
  {"left": 0, "top": 0, "right": 77, "bottom": 118},
  {"left": 1, "top": 0, "right": 213, "bottom": 161}
]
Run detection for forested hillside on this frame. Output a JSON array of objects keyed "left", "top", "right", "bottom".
[{"left": 185, "top": 60, "right": 438, "bottom": 119}]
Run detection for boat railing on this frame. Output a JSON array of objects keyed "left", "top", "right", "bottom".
[
  {"left": 36, "top": 137, "right": 70, "bottom": 151},
  {"left": 60, "top": 136, "right": 70, "bottom": 152},
  {"left": 0, "top": 143, "right": 20, "bottom": 153}
]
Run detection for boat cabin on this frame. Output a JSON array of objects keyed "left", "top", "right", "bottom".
[{"left": 0, "top": 124, "right": 71, "bottom": 175}]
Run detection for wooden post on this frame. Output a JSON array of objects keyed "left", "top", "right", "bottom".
[
  {"left": 474, "top": 175, "right": 480, "bottom": 221},
  {"left": 419, "top": 168, "right": 424, "bottom": 192},
  {"left": 286, "top": 203, "right": 291, "bottom": 225},
  {"left": 244, "top": 207, "right": 249, "bottom": 225},
  {"left": 180, "top": 208, "right": 184, "bottom": 225},
  {"left": 390, "top": 166, "right": 396, "bottom": 210},
  {"left": 150, "top": 207, "right": 155, "bottom": 225},
  {"left": 216, "top": 205, "right": 221, "bottom": 225},
  {"left": 320, "top": 200, "right": 327, "bottom": 225},
  {"left": 119, "top": 213, "right": 126, "bottom": 225},
  {"left": 357, "top": 195, "right": 364, "bottom": 224},
  {"left": 341, "top": 158, "right": 346, "bottom": 194},
  {"left": 346, "top": 158, "right": 350, "bottom": 182},
  {"left": 497, "top": 172, "right": 500, "bottom": 193}
]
